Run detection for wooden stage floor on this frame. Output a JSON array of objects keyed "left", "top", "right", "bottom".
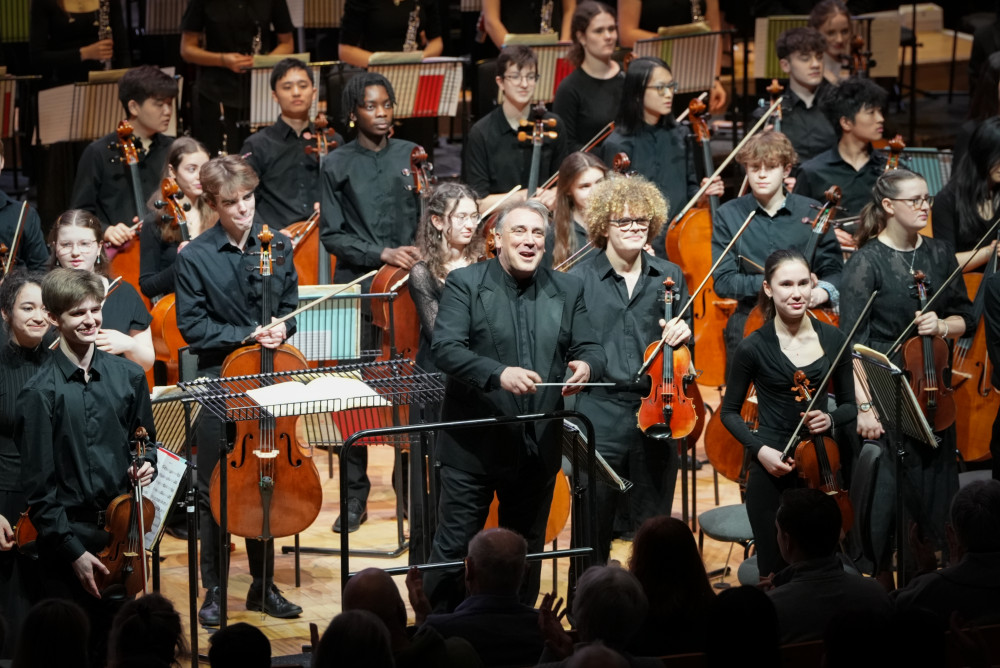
[{"left": 154, "top": 387, "right": 745, "bottom": 664}]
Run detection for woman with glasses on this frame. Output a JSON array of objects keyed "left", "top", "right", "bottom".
[
  {"left": 47, "top": 210, "right": 154, "bottom": 371},
  {"left": 553, "top": 2, "right": 623, "bottom": 152},
  {"left": 931, "top": 116, "right": 1000, "bottom": 273},
  {"left": 840, "top": 168, "right": 973, "bottom": 574},
  {"left": 571, "top": 174, "right": 692, "bottom": 566},
  {"left": 409, "top": 183, "right": 485, "bottom": 374},
  {"left": 601, "top": 56, "right": 723, "bottom": 258}
]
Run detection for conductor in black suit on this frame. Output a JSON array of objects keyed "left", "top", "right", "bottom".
[{"left": 424, "top": 200, "right": 606, "bottom": 611}]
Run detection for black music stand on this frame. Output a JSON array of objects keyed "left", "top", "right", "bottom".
[{"left": 853, "top": 344, "right": 937, "bottom": 588}]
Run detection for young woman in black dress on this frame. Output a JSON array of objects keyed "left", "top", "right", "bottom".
[
  {"left": 840, "top": 168, "right": 974, "bottom": 569},
  {"left": 549, "top": 151, "right": 608, "bottom": 269},
  {"left": 720, "top": 249, "right": 856, "bottom": 577}
]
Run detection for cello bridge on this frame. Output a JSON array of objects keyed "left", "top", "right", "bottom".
[{"left": 252, "top": 450, "right": 280, "bottom": 459}]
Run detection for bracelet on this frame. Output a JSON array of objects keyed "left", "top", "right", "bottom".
[{"left": 940, "top": 320, "right": 949, "bottom": 338}]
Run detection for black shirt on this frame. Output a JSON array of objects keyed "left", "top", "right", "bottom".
[
  {"left": 720, "top": 318, "right": 856, "bottom": 457},
  {"left": 0, "top": 342, "right": 49, "bottom": 494},
  {"left": 571, "top": 249, "right": 692, "bottom": 401},
  {"left": 712, "top": 192, "right": 844, "bottom": 306},
  {"left": 138, "top": 212, "right": 179, "bottom": 299},
  {"left": 181, "top": 0, "right": 295, "bottom": 108},
  {"left": 28, "top": 0, "right": 130, "bottom": 87},
  {"left": 241, "top": 117, "right": 344, "bottom": 231},
  {"left": 985, "top": 270, "right": 1000, "bottom": 387},
  {"left": 16, "top": 348, "right": 156, "bottom": 563},
  {"left": 773, "top": 82, "right": 838, "bottom": 164},
  {"left": 103, "top": 281, "right": 153, "bottom": 335},
  {"left": 793, "top": 145, "right": 883, "bottom": 220},
  {"left": 174, "top": 221, "right": 298, "bottom": 368},
  {"left": 462, "top": 106, "right": 568, "bottom": 200},
  {"left": 339, "top": 0, "right": 441, "bottom": 52},
  {"left": 930, "top": 180, "right": 995, "bottom": 259},
  {"left": 0, "top": 191, "right": 49, "bottom": 271},
  {"left": 70, "top": 130, "right": 174, "bottom": 231},
  {"left": 319, "top": 138, "right": 421, "bottom": 282},
  {"left": 638, "top": 0, "right": 706, "bottom": 29},
  {"left": 552, "top": 67, "right": 624, "bottom": 152},
  {"left": 501, "top": 0, "right": 565, "bottom": 35}
]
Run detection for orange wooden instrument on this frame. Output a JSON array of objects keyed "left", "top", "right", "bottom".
[
  {"left": 849, "top": 34, "right": 874, "bottom": 78},
  {"left": 637, "top": 277, "right": 698, "bottom": 440},
  {"left": 666, "top": 97, "right": 734, "bottom": 388},
  {"left": 286, "top": 209, "right": 337, "bottom": 288},
  {"left": 786, "top": 371, "right": 854, "bottom": 533},
  {"left": 901, "top": 270, "right": 956, "bottom": 432},
  {"left": 303, "top": 108, "right": 338, "bottom": 159},
  {"left": 108, "top": 120, "right": 149, "bottom": 310},
  {"left": 148, "top": 177, "right": 191, "bottom": 385},
  {"left": 95, "top": 425, "right": 155, "bottom": 599},
  {"left": 705, "top": 385, "right": 757, "bottom": 486},
  {"left": 12, "top": 508, "right": 39, "bottom": 559},
  {"left": 209, "top": 226, "right": 323, "bottom": 540}
]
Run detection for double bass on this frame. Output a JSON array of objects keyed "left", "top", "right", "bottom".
[{"left": 209, "top": 227, "right": 323, "bottom": 558}]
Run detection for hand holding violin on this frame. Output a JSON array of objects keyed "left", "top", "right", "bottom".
[
  {"left": 913, "top": 310, "right": 941, "bottom": 337},
  {"left": 801, "top": 409, "right": 832, "bottom": 433},
  {"left": 659, "top": 316, "right": 691, "bottom": 348},
  {"left": 128, "top": 461, "right": 155, "bottom": 488},
  {"left": 757, "top": 445, "right": 795, "bottom": 476},
  {"left": 0, "top": 515, "right": 13, "bottom": 551},
  {"left": 73, "top": 551, "right": 111, "bottom": 598}
]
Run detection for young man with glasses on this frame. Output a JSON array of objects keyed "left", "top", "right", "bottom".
[
  {"left": 570, "top": 174, "right": 692, "bottom": 565},
  {"left": 713, "top": 131, "right": 844, "bottom": 372},
  {"left": 462, "top": 45, "right": 568, "bottom": 211}
]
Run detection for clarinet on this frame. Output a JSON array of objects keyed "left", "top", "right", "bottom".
[
  {"left": 98, "top": 0, "right": 112, "bottom": 70},
  {"left": 403, "top": 3, "right": 420, "bottom": 53}
]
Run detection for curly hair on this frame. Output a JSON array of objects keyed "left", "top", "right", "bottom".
[
  {"left": 735, "top": 130, "right": 798, "bottom": 169},
  {"left": 553, "top": 152, "right": 608, "bottom": 266},
  {"left": 416, "top": 182, "right": 484, "bottom": 281},
  {"left": 584, "top": 174, "right": 668, "bottom": 249}
]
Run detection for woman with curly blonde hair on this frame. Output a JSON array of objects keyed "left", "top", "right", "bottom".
[{"left": 571, "top": 173, "right": 691, "bottom": 565}]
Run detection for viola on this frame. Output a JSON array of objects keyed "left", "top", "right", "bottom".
[
  {"left": 902, "top": 270, "right": 956, "bottom": 431},
  {"left": 637, "top": 277, "right": 698, "bottom": 440},
  {"left": 209, "top": 226, "right": 323, "bottom": 541},
  {"left": 666, "top": 97, "right": 734, "bottom": 388},
  {"left": 95, "top": 425, "right": 155, "bottom": 600},
  {"left": 884, "top": 134, "right": 906, "bottom": 171},
  {"left": 108, "top": 120, "right": 149, "bottom": 310},
  {"left": 742, "top": 186, "right": 842, "bottom": 336},
  {"left": 787, "top": 371, "right": 854, "bottom": 533}
]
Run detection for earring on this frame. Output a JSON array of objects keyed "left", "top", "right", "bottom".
[{"left": 349, "top": 118, "right": 355, "bottom": 129}]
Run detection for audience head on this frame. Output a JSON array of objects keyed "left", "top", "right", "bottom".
[
  {"left": 568, "top": 1, "right": 617, "bottom": 68},
  {"left": 208, "top": 622, "right": 271, "bottom": 668},
  {"left": 342, "top": 567, "right": 407, "bottom": 640},
  {"left": 12, "top": 599, "right": 89, "bottom": 668},
  {"left": 706, "top": 586, "right": 779, "bottom": 668},
  {"left": 47, "top": 209, "right": 110, "bottom": 276},
  {"left": 776, "top": 488, "right": 843, "bottom": 563},
  {"left": 585, "top": 173, "right": 667, "bottom": 251},
  {"left": 889, "top": 607, "right": 947, "bottom": 666},
  {"left": 571, "top": 565, "right": 648, "bottom": 649},
  {"left": 312, "top": 610, "right": 394, "bottom": 668},
  {"left": 107, "top": 593, "right": 185, "bottom": 668},
  {"left": 628, "top": 516, "right": 714, "bottom": 612},
  {"left": 618, "top": 57, "right": 675, "bottom": 133},
  {"left": 821, "top": 76, "right": 887, "bottom": 140},
  {"left": 465, "top": 527, "right": 528, "bottom": 596},
  {"left": 823, "top": 608, "right": 892, "bottom": 668},
  {"left": 949, "top": 479, "right": 1000, "bottom": 554},
  {"left": 856, "top": 168, "right": 928, "bottom": 247},
  {"left": 566, "top": 641, "right": 629, "bottom": 668}
]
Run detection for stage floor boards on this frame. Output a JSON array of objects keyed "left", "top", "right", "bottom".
[{"left": 155, "top": 386, "right": 745, "bottom": 664}]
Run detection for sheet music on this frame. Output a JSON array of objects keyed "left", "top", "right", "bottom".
[
  {"left": 634, "top": 32, "right": 722, "bottom": 95},
  {"left": 369, "top": 59, "right": 464, "bottom": 118},
  {"left": 852, "top": 345, "right": 937, "bottom": 448},
  {"left": 248, "top": 64, "right": 320, "bottom": 128},
  {"left": 245, "top": 375, "right": 391, "bottom": 417},
  {"left": 143, "top": 446, "right": 187, "bottom": 552},
  {"left": 304, "top": 0, "right": 344, "bottom": 28}
]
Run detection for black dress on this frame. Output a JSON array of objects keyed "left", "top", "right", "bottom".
[
  {"left": 720, "top": 318, "right": 856, "bottom": 576},
  {"left": 839, "top": 237, "right": 974, "bottom": 567},
  {"left": 408, "top": 260, "right": 444, "bottom": 374},
  {"left": 29, "top": 0, "right": 130, "bottom": 87}
]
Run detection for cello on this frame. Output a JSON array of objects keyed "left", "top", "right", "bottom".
[
  {"left": 704, "top": 385, "right": 756, "bottom": 486},
  {"left": 95, "top": 425, "right": 156, "bottom": 599},
  {"left": 786, "top": 371, "right": 854, "bottom": 533},
  {"left": 901, "top": 270, "right": 956, "bottom": 431},
  {"left": 108, "top": 120, "right": 149, "bottom": 309},
  {"left": 209, "top": 227, "right": 323, "bottom": 549},
  {"left": 148, "top": 178, "right": 190, "bottom": 384},
  {"left": 665, "top": 97, "right": 735, "bottom": 389}
]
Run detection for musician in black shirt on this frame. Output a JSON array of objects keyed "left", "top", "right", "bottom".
[
  {"left": 16, "top": 268, "right": 156, "bottom": 667},
  {"left": 175, "top": 155, "right": 302, "bottom": 626},
  {"left": 985, "top": 271, "right": 1000, "bottom": 479},
  {"left": 338, "top": 0, "right": 443, "bottom": 68},
  {"left": 242, "top": 58, "right": 343, "bottom": 233},
  {"left": 774, "top": 27, "right": 837, "bottom": 164},
  {"left": 0, "top": 140, "right": 48, "bottom": 272},
  {"left": 70, "top": 66, "right": 178, "bottom": 248}
]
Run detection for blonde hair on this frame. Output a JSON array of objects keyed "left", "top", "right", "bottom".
[{"left": 584, "top": 174, "right": 668, "bottom": 249}]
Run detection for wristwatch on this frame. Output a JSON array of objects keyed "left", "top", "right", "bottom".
[{"left": 858, "top": 402, "right": 872, "bottom": 412}]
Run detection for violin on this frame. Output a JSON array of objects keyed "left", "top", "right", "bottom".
[
  {"left": 902, "top": 270, "right": 956, "bottom": 431},
  {"left": 95, "top": 425, "right": 155, "bottom": 600},
  {"left": 637, "top": 278, "right": 698, "bottom": 440},
  {"left": 849, "top": 35, "right": 874, "bottom": 78},
  {"left": 210, "top": 226, "right": 323, "bottom": 542},
  {"left": 742, "top": 186, "right": 842, "bottom": 336},
  {"left": 666, "top": 97, "right": 734, "bottom": 389},
  {"left": 884, "top": 134, "right": 906, "bottom": 171},
  {"left": 787, "top": 371, "right": 854, "bottom": 533}
]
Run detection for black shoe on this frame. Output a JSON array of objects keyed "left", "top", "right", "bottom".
[
  {"left": 198, "top": 586, "right": 221, "bottom": 627},
  {"left": 246, "top": 582, "right": 303, "bottom": 618},
  {"left": 332, "top": 498, "right": 368, "bottom": 533}
]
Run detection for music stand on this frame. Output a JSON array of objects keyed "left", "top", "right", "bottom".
[
  {"left": 368, "top": 58, "right": 465, "bottom": 118},
  {"left": 634, "top": 30, "right": 725, "bottom": 96},
  {"left": 852, "top": 344, "right": 936, "bottom": 588}
]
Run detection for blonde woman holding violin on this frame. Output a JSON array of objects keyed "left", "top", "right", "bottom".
[
  {"left": 840, "top": 168, "right": 974, "bottom": 572},
  {"left": 721, "top": 249, "right": 856, "bottom": 579}
]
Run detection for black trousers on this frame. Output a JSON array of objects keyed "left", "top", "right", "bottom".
[
  {"left": 745, "top": 460, "right": 798, "bottom": 577},
  {"left": 424, "top": 459, "right": 556, "bottom": 613}
]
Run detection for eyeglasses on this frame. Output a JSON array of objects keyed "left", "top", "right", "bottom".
[
  {"left": 503, "top": 73, "right": 540, "bottom": 84},
  {"left": 888, "top": 195, "right": 934, "bottom": 209},
  {"left": 609, "top": 217, "right": 651, "bottom": 231},
  {"left": 56, "top": 239, "right": 98, "bottom": 252},
  {"left": 646, "top": 82, "right": 679, "bottom": 96},
  {"left": 451, "top": 212, "right": 480, "bottom": 225}
]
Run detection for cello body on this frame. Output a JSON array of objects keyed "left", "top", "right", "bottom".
[
  {"left": 149, "top": 295, "right": 186, "bottom": 385},
  {"left": 952, "top": 273, "right": 999, "bottom": 462}
]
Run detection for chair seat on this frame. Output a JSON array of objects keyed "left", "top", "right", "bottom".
[
  {"left": 698, "top": 504, "right": 753, "bottom": 543},
  {"left": 737, "top": 554, "right": 759, "bottom": 585}
]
